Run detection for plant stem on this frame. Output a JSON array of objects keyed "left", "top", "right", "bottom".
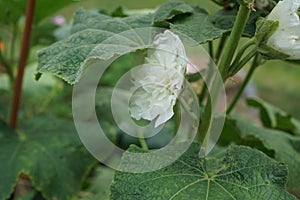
[
  {"left": 229, "top": 48, "right": 257, "bottom": 76},
  {"left": 198, "top": 62, "right": 214, "bottom": 105},
  {"left": 230, "top": 39, "right": 255, "bottom": 70},
  {"left": 198, "top": 42, "right": 215, "bottom": 105},
  {"left": 136, "top": 128, "right": 149, "bottom": 151},
  {"left": 218, "top": 3, "right": 254, "bottom": 79},
  {"left": 215, "top": 35, "right": 227, "bottom": 64},
  {"left": 10, "top": 0, "right": 36, "bottom": 129},
  {"left": 226, "top": 54, "right": 260, "bottom": 114},
  {"left": 198, "top": 1, "right": 254, "bottom": 154}
]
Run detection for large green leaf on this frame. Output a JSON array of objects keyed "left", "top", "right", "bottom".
[
  {"left": 37, "top": 4, "right": 236, "bottom": 84},
  {"left": 153, "top": 1, "right": 194, "bottom": 27},
  {"left": 170, "top": 8, "right": 225, "bottom": 45},
  {"left": 152, "top": 2, "right": 226, "bottom": 44},
  {"left": 37, "top": 9, "right": 153, "bottom": 84},
  {"left": 210, "top": 8, "right": 263, "bottom": 37},
  {"left": 247, "top": 97, "right": 300, "bottom": 135},
  {"left": 0, "top": 116, "right": 97, "bottom": 200},
  {"left": 110, "top": 143, "right": 296, "bottom": 199},
  {"left": 224, "top": 117, "right": 300, "bottom": 189}
]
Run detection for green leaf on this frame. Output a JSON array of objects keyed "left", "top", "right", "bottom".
[
  {"left": 37, "top": 9, "right": 153, "bottom": 84},
  {"left": 153, "top": 1, "right": 194, "bottom": 26},
  {"left": 35, "top": 0, "right": 75, "bottom": 23},
  {"left": 0, "top": 0, "right": 26, "bottom": 25},
  {"left": 0, "top": 0, "right": 75, "bottom": 25},
  {"left": 81, "top": 166, "right": 115, "bottom": 200},
  {"left": 111, "top": 6, "right": 128, "bottom": 18},
  {"left": 210, "top": 0, "right": 237, "bottom": 8},
  {"left": 210, "top": 8, "right": 263, "bottom": 37},
  {"left": 170, "top": 9, "right": 225, "bottom": 45},
  {"left": 224, "top": 117, "right": 300, "bottom": 189},
  {"left": 247, "top": 97, "right": 300, "bottom": 135},
  {"left": 0, "top": 116, "right": 97, "bottom": 200},
  {"left": 110, "top": 143, "right": 296, "bottom": 199}
]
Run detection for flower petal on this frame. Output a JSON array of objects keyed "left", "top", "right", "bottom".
[
  {"left": 267, "top": 0, "right": 300, "bottom": 59},
  {"left": 129, "top": 30, "right": 187, "bottom": 127}
]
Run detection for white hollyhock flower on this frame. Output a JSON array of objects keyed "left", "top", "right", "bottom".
[
  {"left": 129, "top": 30, "right": 187, "bottom": 127},
  {"left": 267, "top": 0, "right": 300, "bottom": 59},
  {"left": 256, "top": 0, "right": 269, "bottom": 10}
]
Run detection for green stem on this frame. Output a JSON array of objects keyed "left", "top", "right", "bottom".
[
  {"left": 136, "top": 128, "right": 149, "bottom": 151},
  {"left": 198, "top": 63, "right": 214, "bottom": 105},
  {"left": 215, "top": 35, "right": 227, "bottom": 64},
  {"left": 229, "top": 48, "right": 257, "bottom": 76},
  {"left": 198, "top": 41, "right": 215, "bottom": 105},
  {"left": 226, "top": 54, "right": 260, "bottom": 114},
  {"left": 230, "top": 39, "right": 255, "bottom": 70},
  {"left": 198, "top": 1, "right": 254, "bottom": 152},
  {"left": 218, "top": 3, "right": 254, "bottom": 79}
]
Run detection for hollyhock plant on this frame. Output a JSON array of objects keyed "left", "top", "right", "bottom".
[{"left": 129, "top": 30, "right": 187, "bottom": 127}]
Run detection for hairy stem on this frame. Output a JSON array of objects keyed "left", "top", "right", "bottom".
[
  {"left": 198, "top": 1, "right": 254, "bottom": 154},
  {"left": 218, "top": 3, "right": 254, "bottom": 79}
]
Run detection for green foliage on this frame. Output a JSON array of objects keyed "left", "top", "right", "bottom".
[
  {"left": 0, "top": 116, "right": 97, "bottom": 200},
  {"left": 0, "top": 0, "right": 74, "bottom": 25},
  {"left": 223, "top": 117, "right": 300, "bottom": 189},
  {"left": 36, "top": 2, "right": 236, "bottom": 84},
  {"left": 34, "top": 0, "right": 75, "bottom": 23},
  {"left": 80, "top": 166, "right": 115, "bottom": 200},
  {"left": 247, "top": 97, "right": 300, "bottom": 135},
  {"left": 111, "top": 143, "right": 296, "bottom": 199},
  {"left": 170, "top": 8, "right": 225, "bottom": 45},
  {"left": 153, "top": 1, "right": 194, "bottom": 27},
  {"left": 1, "top": 0, "right": 298, "bottom": 199},
  {"left": 0, "top": 0, "right": 25, "bottom": 25},
  {"left": 37, "top": 9, "right": 153, "bottom": 84},
  {"left": 211, "top": 8, "right": 263, "bottom": 37}
]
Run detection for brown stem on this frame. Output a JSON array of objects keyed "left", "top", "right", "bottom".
[{"left": 9, "top": 0, "right": 36, "bottom": 129}]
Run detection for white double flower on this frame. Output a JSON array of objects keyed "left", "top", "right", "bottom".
[
  {"left": 129, "top": 30, "right": 187, "bottom": 127},
  {"left": 267, "top": 0, "right": 300, "bottom": 59}
]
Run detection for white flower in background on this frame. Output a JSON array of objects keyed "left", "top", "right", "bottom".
[
  {"left": 255, "top": 0, "right": 269, "bottom": 10},
  {"left": 267, "top": 0, "right": 300, "bottom": 59},
  {"left": 129, "top": 30, "right": 187, "bottom": 127}
]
